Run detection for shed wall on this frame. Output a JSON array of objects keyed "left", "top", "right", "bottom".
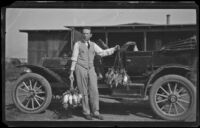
[{"left": 28, "top": 31, "right": 71, "bottom": 65}]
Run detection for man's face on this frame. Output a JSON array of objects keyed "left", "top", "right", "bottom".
[{"left": 82, "top": 29, "right": 92, "bottom": 41}]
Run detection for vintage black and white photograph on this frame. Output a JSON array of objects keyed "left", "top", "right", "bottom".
[{"left": 3, "top": 1, "right": 199, "bottom": 127}]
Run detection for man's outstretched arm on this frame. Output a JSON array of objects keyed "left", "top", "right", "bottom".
[{"left": 94, "top": 43, "right": 119, "bottom": 57}]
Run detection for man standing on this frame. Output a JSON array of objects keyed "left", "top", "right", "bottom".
[{"left": 69, "top": 27, "right": 119, "bottom": 120}]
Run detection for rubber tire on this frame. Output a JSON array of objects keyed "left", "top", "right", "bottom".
[
  {"left": 12, "top": 73, "right": 52, "bottom": 113},
  {"left": 149, "top": 74, "right": 196, "bottom": 121}
]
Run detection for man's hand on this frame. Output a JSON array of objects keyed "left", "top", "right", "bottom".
[
  {"left": 115, "top": 45, "right": 120, "bottom": 51},
  {"left": 69, "top": 71, "right": 74, "bottom": 81}
]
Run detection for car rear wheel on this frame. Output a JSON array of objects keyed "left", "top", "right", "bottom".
[
  {"left": 149, "top": 74, "right": 196, "bottom": 121},
  {"left": 12, "top": 73, "right": 52, "bottom": 113}
]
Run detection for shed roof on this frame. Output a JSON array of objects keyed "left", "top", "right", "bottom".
[
  {"left": 19, "top": 28, "right": 71, "bottom": 33},
  {"left": 117, "top": 22, "right": 155, "bottom": 26},
  {"left": 65, "top": 23, "right": 196, "bottom": 29},
  {"left": 65, "top": 23, "right": 196, "bottom": 32},
  {"left": 20, "top": 23, "right": 196, "bottom": 33}
]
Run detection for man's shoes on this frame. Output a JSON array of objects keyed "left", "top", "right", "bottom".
[
  {"left": 84, "top": 114, "right": 93, "bottom": 120},
  {"left": 92, "top": 114, "right": 104, "bottom": 120}
]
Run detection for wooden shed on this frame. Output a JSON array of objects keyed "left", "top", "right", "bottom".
[
  {"left": 20, "top": 23, "right": 197, "bottom": 65},
  {"left": 68, "top": 23, "right": 197, "bottom": 51},
  {"left": 20, "top": 29, "right": 72, "bottom": 65}
]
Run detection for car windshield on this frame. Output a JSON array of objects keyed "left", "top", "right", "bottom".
[{"left": 160, "top": 36, "right": 197, "bottom": 51}]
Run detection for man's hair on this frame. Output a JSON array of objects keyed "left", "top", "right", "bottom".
[{"left": 82, "top": 27, "right": 92, "bottom": 33}]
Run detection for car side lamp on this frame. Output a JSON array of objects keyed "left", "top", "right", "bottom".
[{"left": 23, "top": 67, "right": 32, "bottom": 73}]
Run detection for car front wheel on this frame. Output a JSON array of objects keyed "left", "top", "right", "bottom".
[
  {"left": 12, "top": 73, "right": 52, "bottom": 113},
  {"left": 149, "top": 74, "right": 196, "bottom": 121}
]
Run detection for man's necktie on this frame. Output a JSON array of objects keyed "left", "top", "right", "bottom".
[{"left": 87, "top": 41, "right": 90, "bottom": 49}]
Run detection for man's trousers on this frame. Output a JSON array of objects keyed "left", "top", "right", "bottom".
[{"left": 75, "top": 64, "right": 99, "bottom": 115}]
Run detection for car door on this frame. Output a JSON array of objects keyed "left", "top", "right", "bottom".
[
  {"left": 124, "top": 51, "right": 153, "bottom": 77},
  {"left": 110, "top": 51, "right": 153, "bottom": 97}
]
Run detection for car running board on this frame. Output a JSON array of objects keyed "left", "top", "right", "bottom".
[
  {"left": 128, "top": 83, "right": 145, "bottom": 87},
  {"left": 99, "top": 94, "right": 148, "bottom": 101}
]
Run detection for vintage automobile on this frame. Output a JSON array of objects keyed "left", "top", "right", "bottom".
[{"left": 12, "top": 36, "right": 197, "bottom": 121}]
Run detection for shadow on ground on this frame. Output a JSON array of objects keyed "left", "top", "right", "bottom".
[
  {"left": 99, "top": 100, "right": 159, "bottom": 119},
  {"left": 47, "top": 100, "right": 83, "bottom": 119},
  {"left": 5, "top": 104, "right": 16, "bottom": 110},
  {"left": 47, "top": 99, "right": 159, "bottom": 120}
]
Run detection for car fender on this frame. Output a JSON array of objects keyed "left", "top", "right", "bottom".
[
  {"left": 16, "top": 64, "right": 67, "bottom": 86},
  {"left": 144, "top": 64, "right": 192, "bottom": 96}
]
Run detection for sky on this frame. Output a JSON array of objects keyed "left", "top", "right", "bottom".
[{"left": 5, "top": 8, "right": 196, "bottom": 59}]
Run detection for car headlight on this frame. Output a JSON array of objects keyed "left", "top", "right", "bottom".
[{"left": 23, "top": 67, "right": 32, "bottom": 73}]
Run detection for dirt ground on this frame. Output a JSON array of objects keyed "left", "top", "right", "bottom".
[{"left": 4, "top": 80, "right": 197, "bottom": 126}]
